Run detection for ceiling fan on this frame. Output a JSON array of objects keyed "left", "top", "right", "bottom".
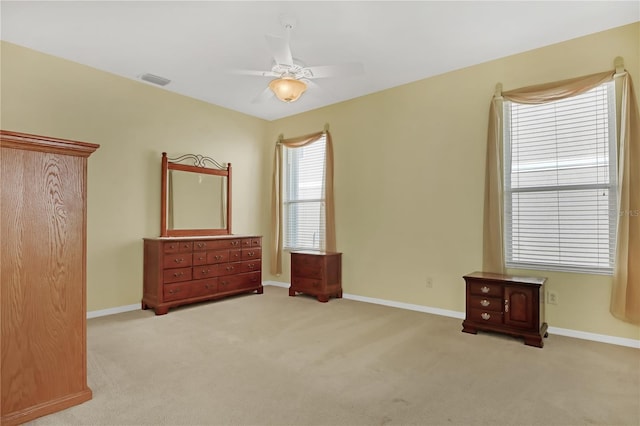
[{"left": 235, "top": 16, "right": 364, "bottom": 103}]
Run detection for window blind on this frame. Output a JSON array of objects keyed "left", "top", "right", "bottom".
[
  {"left": 283, "top": 135, "right": 326, "bottom": 251},
  {"left": 504, "top": 82, "right": 617, "bottom": 274}
]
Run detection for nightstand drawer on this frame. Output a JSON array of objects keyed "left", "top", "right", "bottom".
[
  {"left": 469, "top": 296, "right": 503, "bottom": 311},
  {"left": 292, "top": 264, "right": 323, "bottom": 280},
  {"left": 291, "top": 276, "right": 323, "bottom": 292},
  {"left": 468, "top": 308, "right": 503, "bottom": 325},
  {"left": 468, "top": 281, "right": 503, "bottom": 297}
]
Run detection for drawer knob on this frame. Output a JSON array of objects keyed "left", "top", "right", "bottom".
[
  {"left": 215, "top": 255, "right": 222, "bottom": 260},
  {"left": 481, "top": 286, "right": 490, "bottom": 294},
  {"left": 169, "top": 289, "right": 180, "bottom": 294},
  {"left": 173, "top": 272, "right": 184, "bottom": 277},
  {"left": 197, "top": 243, "right": 206, "bottom": 248},
  {"left": 226, "top": 266, "right": 234, "bottom": 272},
  {"left": 480, "top": 299, "right": 490, "bottom": 307},
  {"left": 174, "top": 258, "right": 184, "bottom": 263},
  {"left": 481, "top": 312, "right": 491, "bottom": 320},
  {"left": 505, "top": 299, "right": 509, "bottom": 313},
  {"left": 221, "top": 281, "right": 228, "bottom": 286}
]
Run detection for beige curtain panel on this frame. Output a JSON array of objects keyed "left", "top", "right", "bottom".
[
  {"left": 270, "top": 129, "right": 336, "bottom": 275},
  {"left": 484, "top": 69, "right": 640, "bottom": 325}
]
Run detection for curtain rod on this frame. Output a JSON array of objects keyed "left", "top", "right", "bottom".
[{"left": 613, "top": 56, "right": 627, "bottom": 79}]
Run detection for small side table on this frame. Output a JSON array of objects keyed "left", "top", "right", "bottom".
[
  {"left": 462, "top": 271, "right": 548, "bottom": 348},
  {"left": 289, "top": 251, "right": 342, "bottom": 302}
]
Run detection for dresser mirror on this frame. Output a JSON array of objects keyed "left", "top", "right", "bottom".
[{"left": 160, "top": 152, "right": 232, "bottom": 237}]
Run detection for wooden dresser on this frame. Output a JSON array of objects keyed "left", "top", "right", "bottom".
[
  {"left": 289, "top": 251, "right": 342, "bottom": 302},
  {"left": 1, "top": 131, "right": 99, "bottom": 425},
  {"left": 462, "top": 271, "right": 547, "bottom": 347},
  {"left": 143, "top": 235, "right": 262, "bottom": 314}
]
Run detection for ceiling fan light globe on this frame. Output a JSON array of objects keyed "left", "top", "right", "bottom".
[{"left": 268, "top": 78, "right": 307, "bottom": 103}]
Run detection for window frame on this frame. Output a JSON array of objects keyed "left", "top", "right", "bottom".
[
  {"left": 502, "top": 81, "right": 618, "bottom": 275},
  {"left": 282, "top": 135, "right": 327, "bottom": 252}
]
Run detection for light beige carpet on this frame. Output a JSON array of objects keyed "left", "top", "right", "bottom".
[{"left": 30, "top": 285, "right": 639, "bottom": 426}]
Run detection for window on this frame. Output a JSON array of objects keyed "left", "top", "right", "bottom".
[
  {"left": 283, "top": 135, "right": 326, "bottom": 251},
  {"left": 503, "top": 82, "right": 617, "bottom": 274}
]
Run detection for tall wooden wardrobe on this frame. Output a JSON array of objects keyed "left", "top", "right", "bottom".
[{"left": 1, "top": 131, "right": 99, "bottom": 425}]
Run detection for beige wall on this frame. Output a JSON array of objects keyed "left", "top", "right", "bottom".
[
  {"left": 1, "top": 41, "right": 270, "bottom": 311},
  {"left": 2, "top": 22, "right": 639, "bottom": 341},
  {"left": 265, "top": 22, "right": 640, "bottom": 341}
]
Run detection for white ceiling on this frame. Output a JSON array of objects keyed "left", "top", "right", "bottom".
[{"left": 1, "top": 1, "right": 639, "bottom": 121}]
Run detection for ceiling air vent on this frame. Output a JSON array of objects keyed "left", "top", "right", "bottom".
[{"left": 140, "top": 73, "right": 171, "bottom": 86}]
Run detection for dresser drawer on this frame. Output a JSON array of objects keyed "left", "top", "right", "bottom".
[
  {"left": 468, "top": 308, "right": 503, "bottom": 325},
  {"left": 163, "top": 267, "right": 192, "bottom": 284},
  {"left": 164, "top": 282, "right": 194, "bottom": 302},
  {"left": 192, "top": 252, "right": 209, "bottom": 266},
  {"left": 219, "top": 262, "right": 241, "bottom": 276},
  {"left": 241, "top": 248, "right": 261, "bottom": 261},
  {"left": 469, "top": 296, "right": 503, "bottom": 311},
  {"left": 190, "top": 278, "right": 218, "bottom": 298},
  {"left": 207, "top": 249, "right": 229, "bottom": 264},
  {"left": 468, "top": 281, "right": 504, "bottom": 297},
  {"left": 219, "top": 272, "right": 261, "bottom": 292},
  {"left": 193, "top": 265, "right": 219, "bottom": 280},
  {"left": 241, "top": 237, "right": 262, "bottom": 247},
  {"left": 229, "top": 249, "right": 242, "bottom": 262},
  {"left": 163, "top": 241, "right": 192, "bottom": 253},
  {"left": 239, "top": 260, "right": 261, "bottom": 273},
  {"left": 163, "top": 253, "right": 193, "bottom": 269},
  {"left": 192, "top": 240, "right": 215, "bottom": 251}
]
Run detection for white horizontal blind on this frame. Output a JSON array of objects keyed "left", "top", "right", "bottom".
[
  {"left": 283, "top": 135, "right": 326, "bottom": 251},
  {"left": 504, "top": 82, "right": 617, "bottom": 274}
]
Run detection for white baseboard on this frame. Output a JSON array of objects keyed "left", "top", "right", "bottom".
[
  {"left": 87, "top": 303, "right": 139, "bottom": 319},
  {"left": 546, "top": 326, "right": 640, "bottom": 349},
  {"left": 263, "top": 281, "right": 639, "bottom": 349},
  {"left": 264, "top": 280, "right": 289, "bottom": 288},
  {"left": 342, "top": 292, "right": 466, "bottom": 320}
]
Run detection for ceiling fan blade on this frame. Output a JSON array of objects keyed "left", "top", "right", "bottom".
[
  {"left": 303, "top": 79, "right": 320, "bottom": 90},
  {"left": 229, "top": 69, "right": 280, "bottom": 78},
  {"left": 252, "top": 86, "right": 274, "bottom": 104},
  {"left": 265, "top": 34, "right": 293, "bottom": 66},
  {"left": 304, "top": 62, "right": 365, "bottom": 79}
]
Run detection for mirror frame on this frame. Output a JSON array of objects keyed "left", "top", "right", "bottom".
[{"left": 160, "top": 152, "right": 232, "bottom": 237}]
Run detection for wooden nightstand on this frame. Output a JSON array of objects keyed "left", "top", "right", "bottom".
[
  {"left": 462, "top": 271, "right": 548, "bottom": 347},
  {"left": 289, "top": 251, "right": 342, "bottom": 302}
]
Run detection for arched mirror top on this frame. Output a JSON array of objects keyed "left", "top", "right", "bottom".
[{"left": 160, "top": 152, "right": 232, "bottom": 237}]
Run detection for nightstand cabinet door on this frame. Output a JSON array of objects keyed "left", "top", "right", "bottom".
[{"left": 504, "top": 285, "right": 535, "bottom": 330}]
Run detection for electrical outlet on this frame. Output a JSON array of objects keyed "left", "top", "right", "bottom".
[
  {"left": 425, "top": 277, "right": 433, "bottom": 288},
  {"left": 547, "top": 290, "right": 558, "bottom": 305}
]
